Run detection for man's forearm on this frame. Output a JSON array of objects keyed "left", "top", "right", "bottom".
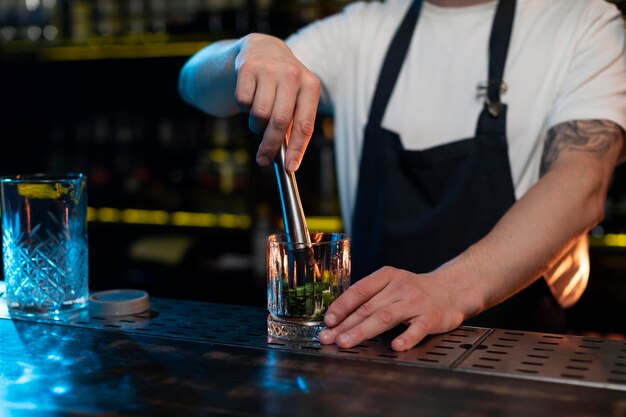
[
  {"left": 438, "top": 120, "right": 625, "bottom": 319},
  {"left": 319, "top": 120, "right": 624, "bottom": 351},
  {"left": 178, "top": 39, "right": 241, "bottom": 117}
]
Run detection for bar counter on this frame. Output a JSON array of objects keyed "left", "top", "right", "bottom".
[{"left": 0, "top": 284, "right": 625, "bottom": 417}]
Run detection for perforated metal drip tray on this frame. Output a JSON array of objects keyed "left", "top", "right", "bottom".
[
  {"left": 0, "top": 293, "right": 625, "bottom": 391},
  {"left": 457, "top": 329, "right": 626, "bottom": 389}
]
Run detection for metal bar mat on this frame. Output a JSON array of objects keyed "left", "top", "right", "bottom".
[
  {"left": 0, "top": 288, "right": 624, "bottom": 391},
  {"left": 456, "top": 328, "right": 626, "bottom": 388}
]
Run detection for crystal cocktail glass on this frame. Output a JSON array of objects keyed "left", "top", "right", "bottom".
[{"left": 267, "top": 231, "right": 350, "bottom": 341}]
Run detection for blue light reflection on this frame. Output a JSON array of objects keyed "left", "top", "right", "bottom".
[
  {"left": 51, "top": 385, "right": 69, "bottom": 395},
  {"left": 296, "top": 376, "right": 310, "bottom": 393},
  {"left": 259, "top": 351, "right": 312, "bottom": 395}
]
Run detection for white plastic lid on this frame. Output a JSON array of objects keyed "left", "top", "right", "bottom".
[{"left": 89, "top": 289, "right": 150, "bottom": 316}]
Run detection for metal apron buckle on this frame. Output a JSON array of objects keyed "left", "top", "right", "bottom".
[{"left": 477, "top": 80, "right": 508, "bottom": 117}]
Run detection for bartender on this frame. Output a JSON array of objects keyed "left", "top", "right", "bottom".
[{"left": 178, "top": 0, "right": 626, "bottom": 351}]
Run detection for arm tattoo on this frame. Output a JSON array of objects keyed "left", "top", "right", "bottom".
[{"left": 540, "top": 120, "right": 624, "bottom": 176}]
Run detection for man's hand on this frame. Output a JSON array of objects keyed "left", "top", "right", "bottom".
[
  {"left": 234, "top": 33, "right": 321, "bottom": 172},
  {"left": 319, "top": 266, "right": 471, "bottom": 351}
]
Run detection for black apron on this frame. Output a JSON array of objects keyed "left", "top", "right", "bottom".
[{"left": 351, "top": 0, "right": 565, "bottom": 332}]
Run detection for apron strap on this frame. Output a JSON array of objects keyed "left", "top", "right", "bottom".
[
  {"left": 484, "top": 0, "right": 516, "bottom": 118},
  {"left": 368, "top": 0, "right": 517, "bottom": 127},
  {"left": 367, "top": 0, "right": 423, "bottom": 126}
]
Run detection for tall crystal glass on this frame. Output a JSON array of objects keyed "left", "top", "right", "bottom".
[{"left": 1, "top": 173, "right": 89, "bottom": 319}]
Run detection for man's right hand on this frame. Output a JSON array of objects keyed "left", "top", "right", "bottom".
[{"left": 234, "top": 33, "right": 321, "bottom": 172}]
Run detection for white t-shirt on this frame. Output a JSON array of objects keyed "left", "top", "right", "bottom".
[
  {"left": 286, "top": 0, "right": 626, "bottom": 230},
  {"left": 286, "top": 0, "right": 626, "bottom": 307}
]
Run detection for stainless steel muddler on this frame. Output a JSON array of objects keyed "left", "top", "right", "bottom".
[
  {"left": 273, "top": 140, "right": 311, "bottom": 248},
  {"left": 273, "top": 139, "right": 315, "bottom": 289}
]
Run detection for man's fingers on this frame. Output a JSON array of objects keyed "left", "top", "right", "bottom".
[
  {"left": 391, "top": 315, "right": 433, "bottom": 351},
  {"left": 324, "top": 267, "right": 392, "bottom": 327},
  {"left": 257, "top": 81, "right": 298, "bottom": 166},
  {"left": 234, "top": 66, "right": 256, "bottom": 112},
  {"left": 319, "top": 284, "right": 398, "bottom": 345},
  {"left": 321, "top": 311, "right": 434, "bottom": 351},
  {"left": 323, "top": 301, "right": 410, "bottom": 348},
  {"left": 249, "top": 78, "right": 279, "bottom": 165},
  {"left": 285, "top": 77, "right": 320, "bottom": 172},
  {"left": 248, "top": 75, "right": 276, "bottom": 133}
]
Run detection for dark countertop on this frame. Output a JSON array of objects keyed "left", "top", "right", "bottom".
[{"left": 0, "top": 293, "right": 625, "bottom": 417}]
